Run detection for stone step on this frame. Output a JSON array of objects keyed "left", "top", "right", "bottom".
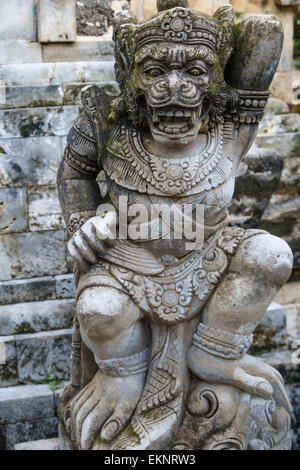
[
  {"left": 0, "top": 274, "right": 75, "bottom": 306},
  {"left": 0, "top": 298, "right": 75, "bottom": 335},
  {"left": 0, "top": 80, "right": 118, "bottom": 109},
  {"left": 42, "top": 40, "right": 114, "bottom": 63},
  {"left": 0, "top": 60, "right": 115, "bottom": 86},
  {"left": 0, "top": 105, "right": 79, "bottom": 139},
  {"left": 14, "top": 437, "right": 59, "bottom": 450},
  {"left": 0, "top": 382, "right": 63, "bottom": 450},
  {"left": 0, "top": 328, "right": 72, "bottom": 387}
]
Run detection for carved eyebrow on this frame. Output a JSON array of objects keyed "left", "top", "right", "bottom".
[{"left": 135, "top": 45, "right": 216, "bottom": 67}]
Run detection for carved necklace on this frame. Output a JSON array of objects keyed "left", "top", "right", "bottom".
[{"left": 106, "top": 122, "right": 225, "bottom": 196}]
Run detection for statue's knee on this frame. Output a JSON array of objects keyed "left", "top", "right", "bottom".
[
  {"left": 77, "top": 286, "right": 141, "bottom": 340},
  {"left": 232, "top": 233, "right": 293, "bottom": 286}
]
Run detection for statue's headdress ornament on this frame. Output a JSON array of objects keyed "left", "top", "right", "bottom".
[{"left": 113, "top": 1, "right": 234, "bottom": 72}]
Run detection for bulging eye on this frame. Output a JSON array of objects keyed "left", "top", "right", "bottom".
[
  {"left": 186, "top": 67, "right": 205, "bottom": 77},
  {"left": 143, "top": 66, "right": 165, "bottom": 78}
]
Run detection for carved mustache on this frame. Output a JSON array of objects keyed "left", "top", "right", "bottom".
[{"left": 146, "top": 80, "right": 205, "bottom": 107}]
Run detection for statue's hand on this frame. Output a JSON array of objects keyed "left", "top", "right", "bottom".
[
  {"left": 68, "top": 211, "right": 116, "bottom": 272},
  {"left": 188, "top": 346, "right": 292, "bottom": 414}
]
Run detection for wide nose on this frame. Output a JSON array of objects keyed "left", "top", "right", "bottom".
[{"left": 167, "top": 70, "right": 181, "bottom": 92}]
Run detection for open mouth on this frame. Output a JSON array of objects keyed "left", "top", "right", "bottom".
[{"left": 148, "top": 105, "right": 202, "bottom": 137}]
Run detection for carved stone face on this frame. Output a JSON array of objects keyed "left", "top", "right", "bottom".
[{"left": 135, "top": 42, "right": 217, "bottom": 146}]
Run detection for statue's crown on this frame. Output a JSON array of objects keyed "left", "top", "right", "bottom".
[{"left": 114, "top": 1, "right": 234, "bottom": 54}]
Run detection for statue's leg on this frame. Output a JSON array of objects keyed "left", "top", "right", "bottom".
[
  {"left": 188, "top": 231, "right": 293, "bottom": 404},
  {"left": 68, "top": 285, "right": 149, "bottom": 450}
]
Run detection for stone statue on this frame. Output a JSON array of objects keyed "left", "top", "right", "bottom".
[{"left": 57, "top": 0, "right": 293, "bottom": 450}]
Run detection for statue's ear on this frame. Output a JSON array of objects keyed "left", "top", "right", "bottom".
[{"left": 214, "top": 5, "right": 235, "bottom": 68}]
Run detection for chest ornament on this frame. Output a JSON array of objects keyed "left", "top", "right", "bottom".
[{"left": 104, "top": 122, "right": 233, "bottom": 196}]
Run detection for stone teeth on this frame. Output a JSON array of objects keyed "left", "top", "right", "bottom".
[
  {"left": 166, "top": 111, "right": 174, "bottom": 117},
  {"left": 165, "top": 127, "right": 173, "bottom": 134},
  {"left": 175, "top": 111, "right": 184, "bottom": 117},
  {"left": 158, "top": 124, "right": 165, "bottom": 131},
  {"left": 172, "top": 128, "right": 180, "bottom": 134},
  {"left": 181, "top": 126, "right": 189, "bottom": 132},
  {"left": 157, "top": 110, "right": 165, "bottom": 116},
  {"left": 184, "top": 111, "right": 191, "bottom": 117}
]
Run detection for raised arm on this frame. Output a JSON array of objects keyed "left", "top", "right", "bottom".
[{"left": 225, "top": 15, "right": 284, "bottom": 158}]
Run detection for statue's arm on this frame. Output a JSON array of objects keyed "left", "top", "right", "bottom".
[
  {"left": 57, "top": 111, "right": 102, "bottom": 236},
  {"left": 225, "top": 15, "right": 283, "bottom": 157}
]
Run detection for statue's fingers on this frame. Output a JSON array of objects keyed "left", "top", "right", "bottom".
[
  {"left": 233, "top": 367, "right": 273, "bottom": 400},
  {"left": 73, "top": 231, "right": 98, "bottom": 265},
  {"left": 67, "top": 239, "right": 90, "bottom": 272},
  {"left": 80, "top": 224, "right": 105, "bottom": 255},
  {"left": 91, "top": 216, "right": 115, "bottom": 246}
]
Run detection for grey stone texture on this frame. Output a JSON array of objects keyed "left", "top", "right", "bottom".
[
  {"left": 0, "top": 274, "right": 74, "bottom": 305},
  {"left": 29, "top": 187, "right": 65, "bottom": 231},
  {"left": 55, "top": 274, "right": 76, "bottom": 299},
  {"left": 0, "top": 106, "right": 79, "bottom": 139},
  {"left": 0, "top": 299, "right": 75, "bottom": 335},
  {"left": 0, "top": 136, "right": 62, "bottom": 187},
  {"left": 14, "top": 437, "right": 59, "bottom": 450},
  {"left": 0, "top": 0, "right": 37, "bottom": 42},
  {"left": 2, "top": 417, "right": 59, "bottom": 450},
  {"left": 0, "top": 336, "right": 18, "bottom": 387},
  {"left": 0, "top": 85, "right": 64, "bottom": 110},
  {"left": 15, "top": 329, "right": 72, "bottom": 383},
  {"left": 0, "top": 61, "right": 115, "bottom": 86},
  {"left": 0, "top": 277, "right": 56, "bottom": 306},
  {"left": 0, "top": 187, "right": 27, "bottom": 234},
  {"left": 0, "top": 42, "right": 42, "bottom": 65},
  {"left": 0, "top": 230, "right": 67, "bottom": 281},
  {"left": 0, "top": 383, "right": 54, "bottom": 424},
  {"left": 38, "top": 0, "right": 76, "bottom": 43},
  {"left": 42, "top": 40, "right": 114, "bottom": 62}
]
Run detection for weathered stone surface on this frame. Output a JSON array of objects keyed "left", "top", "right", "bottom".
[
  {"left": 229, "top": 145, "right": 283, "bottom": 228},
  {"left": 42, "top": 40, "right": 114, "bottom": 62},
  {"left": 264, "top": 97, "right": 290, "bottom": 115},
  {"left": 0, "top": 0, "right": 37, "bottom": 42},
  {"left": 0, "top": 299, "right": 75, "bottom": 335},
  {"left": 262, "top": 196, "right": 300, "bottom": 224},
  {"left": 0, "top": 42, "right": 42, "bottom": 65},
  {"left": 251, "top": 302, "right": 290, "bottom": 355},
  {"left": 0, "top": 277, "right": 56, "bottom": 306},
  {"left": 3, "top": 417, "right": 58, "bottom": 450},
  {"left": 0, "top": 136, "right": 62, "bottom": 187},
  {"left": 0, "top": 336, "right": 17, "bottom": 387},
  {"left": 29, "top": 187, "right": 65, "bottom": 231},
  {"left": 55, "top": 274, "right": 76, "bottom": 299},
  {"left": 0, "top": 230, "right": 67, "bottom": 281},
  {"left": 261, "top": 350, "right": 300, "bottom": 450},
  {"left": 0, "top": 61, "right": 115, "bottom": 86},
  {"left": 0, "top": 85, "right": 64, "bottom": 110},
  {"left": 259, "top": 114, "right": 300, "bottom": 135},
  {"left": 38, "top": 0, "right": 76, "bottom": 43},
  {"left": 0, "top": 106, "right": 79, "bottom": 139},
  {"left": 0, "top": 187, "right": 27, "bottom": 234},
  {"left": 14, "top": 437, "right": 59, "bottom": 450},
  {"left": 16, "top": 329, "right": 72, "bottom": 383},
  {"left": 0, "top": 384, "right": 55, "bottom": 424},
  {"left": 63, "top": 80, "right": 119, "bottom": 105},
  {"left": 256, "top": 133, "right": 300, "bottom": 158}
]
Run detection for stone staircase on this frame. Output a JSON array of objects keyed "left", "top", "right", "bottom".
[{"left": 0, "top": 56, "right": 117, "bottom": 449}]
